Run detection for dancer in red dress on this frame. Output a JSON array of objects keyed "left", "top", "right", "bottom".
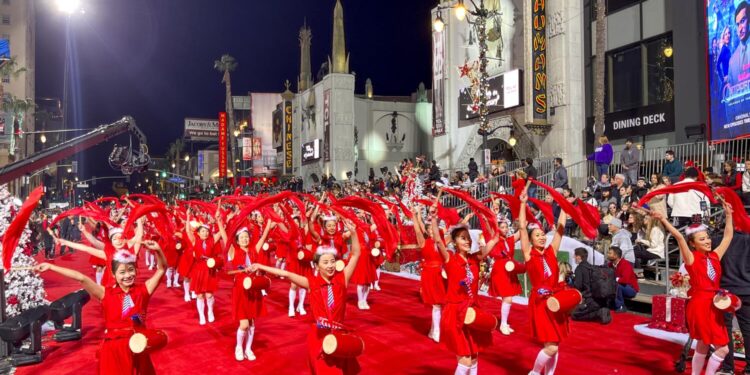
[
  {"left": 412, "top": 204, "right": 446, "bottom": 343},
  {"left": 487, "top": 219, "right": 521, "bottom": 335},
  {"left": 519, "top": 191, "right": 569, "bottom": 375},
  {"left": 430, "top": 203, "right": 501, "bottom": 375},
  {"left": 34, "top": 241, "right": 167, "bottom": 375},
  {"left": 351, "top": 212, "right": 379, "bottom": 310},
  {"left": 655, "top": 201, "right": 734, "bottom": 375},
  {"left": 310, "top": 203, "right": 351, "bottom": 257},
  {"left": 286, "top": 214, "right": 312, "bottom": 316},
  {"left": 251, "top": 218, "right": 363, "bottom": 375},
  {"left": 185, "top": 210, "right": 225, "bottom": 325},
  {"left": 226, "top": 226, "right": 266, "bottom": 361},
  {"left": 79, "top": 219, "right": 107, "bottom": 285}
]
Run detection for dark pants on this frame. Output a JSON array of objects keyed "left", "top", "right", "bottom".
[
  {"left": 527, "top": 184, "right": 538, "bottom": 199},
  {"left": 596, "top": 163, "right": 609, "bottom": 178},
  {"left": 721, "top": 294, "right": 750, "bottom": 373},
  {"left": 673, "top": 217, "right": 694, "bottom": 229},
  {"left": 572, "top": 297, "right": 604, "bottom": 321},
  {"left": 634, "top": 244, "right": 662, "bottom": 264},
  {"left": 615, "top": 284, "right": 637, "bottom": 309}
]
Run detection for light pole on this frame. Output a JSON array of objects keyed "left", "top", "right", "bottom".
[{"left": 434, "top": 0, "right": 500, "bottom": 174}]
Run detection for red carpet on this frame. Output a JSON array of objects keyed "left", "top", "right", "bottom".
[{"left": 17, "top": 252, "right": 687, "bottom": 374}]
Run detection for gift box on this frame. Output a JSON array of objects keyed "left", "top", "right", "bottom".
[{"left": 648, "top": 294, "right": 688, "bottom": 333}]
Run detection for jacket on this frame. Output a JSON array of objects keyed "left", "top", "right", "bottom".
[
  {"left": 666, "top": 178, "right": 710, "bottom": 218},
  {"left": 588, "top": 144, "right": 613, "bottom": 164},
  {"left": 662, "top": 159, "right": 683, "bottom": 180},
  {"left": 619, "top": 148, "right": 640, "bottom": 169},
  {"left": 553, "top": 166, "right": 569, "bottom": 188},
  {"left": 720, "top": 233, "right": 750, "bottom": 296}
]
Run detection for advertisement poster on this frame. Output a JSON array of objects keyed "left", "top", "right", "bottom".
[
  {"left": 302, "top": 139, "right": 321, "bottom": 164},
  {"left": 324, "top": 89, "right": 331, "bottom": 162},
  {"left": 242, "top": 137, "right": 252, "bottom": 161},
  {"left": 272, "top": 105, "right": 283, "bottom": 149},
  {"left": 183, "top": 118, "right": 219, "bottom": 141},
  {"left": 252, "top": 137, "right": 262, "bottom": 160},
  {"left": 458, "top": 69, "right": 522, "bottom": 126},
  {"left": 707, "top": 0, "right": 750, "bottom": 141},
  {"left": 218, "top": 112, "right": 227, "bottom": 179},
  {"left": 432, "top": 29, "right": 446, "bottom": 136}
]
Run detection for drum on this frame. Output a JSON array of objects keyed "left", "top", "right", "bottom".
[
  {"left": 441, "top": 269, "right": 448, "bottom": 279},
  {"left": 335, "top": 260, "right": 345, "bottom": 272},
  {"left": 370, "top": 248, "right": 381, "bottom": 257},
  {"left": 206, "top": 258, "right": 216, "bottom": 269},
  {"left": 546, "top": 289, "right": 582, "bottom": 314},
  {"left": 243, "top": 275, "right": 271, "bottom": 291},
  {"left": 298, "top": 249, "right": 314, "bottom": 262},
  {"left": 322, "top": 332, "right": 365, "bottom": 358},
  {"left": 714, "top": 291, "right": 742, "bottom": 313},
  {"left": 175, "top": 242, "right": 182, "bottom": 250},
  {"left": 504, "top": 260, "right": 526, "bottom": 274},
  {"left": 463, "top": 307, "right": 497, "bottom": 332},
  {"left": 129, "top": 329, "right": 168, "bottom": 354}
]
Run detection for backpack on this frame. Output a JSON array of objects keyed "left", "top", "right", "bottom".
[{"left": 589, "top": 265, "right": 617, "bottom": 300}]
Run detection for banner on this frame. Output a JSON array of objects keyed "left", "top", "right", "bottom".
[
  {"left": 459, "top": 69, "right": 523, "bottom": 126},
  {"left": 586, "top": 101, "right": 675, "bottom": 143},
  {"left": 284, "top": 100, "right": 294, "bottom": 173},
  {"left": 252, "top": 137, "right": 262, "bottom": 160},
  {"left": 706, "top": 1, "right": 750, "bottom": 141},
  {"left": 531, "top": 0, "right": 547, "bottom": 121},
  {"left": 184, "top": 118, "right": 219, "bottom": 141},
  {"left": 432, "top": 29, "right": 446, "bottom": 136},
  {"left": 324, "top": 89, "right": 331, "bottom": 162},
  {"left": 242, "top": 137, "right": 252, "bottom": 161},
  {"left": 272, "top": 105, "right": 283, "bottom": 149},
  {"left": 218, "top": 112, "right": 227, "bottom": 179},
  {"left": 302, "top": 139, "right": 321, "bottom": 164}
]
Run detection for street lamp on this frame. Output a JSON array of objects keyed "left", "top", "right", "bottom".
[
  {"left": 40, "top": 134, "right": 46, "bottom": 144},
  {"left": 66, "top": 167, "right": 72, "bottom": 173},
  {"left": 56, "top": 0, "right": 82, "bottom": 14},
  {"left": 433, "top": 12, "right": 445, "bottom": 32},
  {"left": 184, "top": 154, "right": 190, "bottom": 162},
  {"left": 171, "top": 162, "right": 176, "bottom": 169},
  {"left": 454, "top": 0, "right": 467, "bottom": 21}
]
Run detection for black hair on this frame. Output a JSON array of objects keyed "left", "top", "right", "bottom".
[
  {"left": 684, "top": 167, "right": 699, "bottom": 179},
  {"left": 554, "top": 157, "right": 563, "bottom": 164},
  {"left": 110, "top": 259, "right": 137, "bottom": 275},
  {"left": 608, "top": 246, "right": 622, "bottom": 259},
  {"left": 665, "top": 150, "right": 675, "bottom": 157},
  {"left": 574, "top": 247, "right": 588, "bottom": 259},
  {"left": 450, "top": 226, "right": 470, "bottom": 241},
  {"left": 526, "top": 158, "right": 534, "bottom": 166},
  {"left": 737, "top": 1, "right": 748, "bottom": 19}
]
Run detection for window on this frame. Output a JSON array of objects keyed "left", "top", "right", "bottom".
[
  {"left": 2, "top": 75, "right": 9, "bottom": 84},
  {"left": 1, "top": 15, "right": 9, "bottom": 25},
  {"left": 605, "top": 33, "right": 673, "bottom": 113},
  {"left": 607, "top": 0, "right": 641, "bottom": 15}
]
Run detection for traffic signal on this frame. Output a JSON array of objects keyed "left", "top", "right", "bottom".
[{"left": 161, "top": 170, "right": 167, "bottom": 178}]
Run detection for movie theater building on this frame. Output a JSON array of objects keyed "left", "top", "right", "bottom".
[
  {"left": 430, "top": 0, "right": 587, "bottom": 171},
  {"left": 583, "top": 0, "right": 708, "bottom": 151}
]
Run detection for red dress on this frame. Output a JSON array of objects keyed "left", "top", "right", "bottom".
[
  {"left": 101, "top": 243, "right": 134, "bottom": 287},
  {"left": 177, "top": 230, "right": 195, "bottom": 277},
  {"left": 320, "top": 232, "right": 347, "bottom": 257},
  {"left": 86, "top": 226, "right": 107, "bottom": 267},
  {"left": 440, "top": 252, "right": 492, "bottom": 356},
  {"left": 488, "top": 237, "right": 523, "bottom": 297},
  {"left": 419, "top": 237, "right": 446, "bottom": 305},
  {"left": 306, "top": 273, "right": 360, "bottom": 374},
  {"left": 292, "top": 231, "right": 315, "bottom": 279},
  {"left": 99, "top": 284, "right": 155, "bottom": 375},
  {"left": 350, "top": 234, "right": 378, "bottom": 285},
  {"left": 229, "top": 248, "right": 266, "bottom": 321},
  {"left": 527, "top": 247, "right": 569, "bottom": 343},
  {"left": 685, "top": 251, "right": 728, "bottom": 345},
  {"left": 272, "top": 228, "right": 290, "bottom": 260},
  {"left": 189, "top": 238, "right": 222, "bottom": 294}
]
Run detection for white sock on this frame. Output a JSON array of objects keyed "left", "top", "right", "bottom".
[
  {"left": 245, "top": 324, "right": 255, "bottom": 352},
  {"left": 166, "top": 268, "right": 174, "bottom": 285},
  {"left": 173, "top": 270, "right": 180, "bottom": 284},
  {"left": 705, "top": 353, "right": 724, "bottom": 375},
  {"left": 95, "top": 269, "right": 104, "bottom": 285},
  {"left": 297, "top": 289, "right": 307, "bottom": 310},
  {"left": 501, "top": 301, "right": 511, "bottom": 326},
  {"left": 362, "top": 285, "right": 370, "bottom": 301},
  {"left": 145, "top": 251, "right": 151, "bottom": 266},
  {"left": 469, "top": 363, "right": 477, "bottom": 375},
  {"left": 288, "top": 288, "right": 297, "bottom": 310},
  {"left": 454, "top": 363, "right": 470, "bottom": 375},
  {"left": 236, "top": 328, "right": 246, "bottom": 349},
  {"left": 357, "top": 285, "right": 365, "bottom": 303},
  {"left": 280, "top": 261, "right": 286, "bottom": 271},
  {"left": 432, "top": 305, "right": 442, "bottom": 337},
  {"left": 546, "top": 353, "right": 559, "bottom": 375},
  {"left": 183, "top": 281, "right": 191, "bottom": 299},
  {"left": 532, "top": 350, "right": 553, "bottom": 374},
  {"left": 207, "top": 296, "right": 215, "bottom": 315},
  {"left": 196, "top": 298, "right": 206, "bottom": 322},
  {"left": 149, "top": 253, "right": 155, "bottom": 267},
  {"left": 691, "top": 351, "right": 707, "bottom": 375}
]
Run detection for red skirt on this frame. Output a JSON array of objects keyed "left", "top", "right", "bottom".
[
  {"left": 164, "top": 249, "right": 179, "bottom": 268},
  {"left": 189, "top": 260, "right": 219, "bottom": 294},
  {"left": 349, "top": 253, "right": 377, "bottom": 285},
  {"left": 275, "top": 243, "right": 290, "bottom": 259},
  {"left": 231, "top": 277, "right": 266, "bottom": 321},
  {"left": 488, "top": 259, "right": 522, "bottom": 297},
  {"left": 177, "top": 251, "right": 194, "bottom": 277},
  {"left": 440, "top": 301, "right": 492, "bottom": 356},
  {"left": 687, "top": 293, "right": 728, "bottom": 346},
  {"left": 98, "top": 335, "right": 155, "bottom": 375},
  {"left": 420, "top": 263, "right": 447, "bottom": 305},
  {"left": 307, "top": 325, "right": 360, "bottom": 375},
  {"left": 257, "top": 248, "right": 272, "bottom": 267},
  {"left": 89, "top": 255, "right": 107, "bottom": 267},
  {"left": 528, "top": 292, "right": 569, "bottom": 343}
]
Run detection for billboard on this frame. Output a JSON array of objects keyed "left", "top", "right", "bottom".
[
  {"left": 707, "top": 0, "right": 750, "bottom": 141},
  {"left": 184, "top": 118, "right": 219, "bottom": 141},
  {"left": 252, "top": 137, "right": 262, "bottom": 160},
  {"left": 432, "top": 29, "right": 446, "bottom": 136},
  {"left": 284, "top": 101, "right": 293, "bottom": 172},
  {"left": 324, "top": 90, "right": 331, "bottom": 162},
  {"left": 458, "top": 69, "right": 523, "bottom": 125},
  {"left": 586, "top": 101, "right": 675, "bottom": 144},
  {"left": 242, "top": 137, "right": 252, "bottom": 161},
  {"left": 531, "top": 0, "right": 547, "bottom": 121},
  {"left": 218, "top": 112, "right": 227, "bottom": 179},
  {"left": 272, "top": 104, "right": 283, "bottom": 149},
  {"left": 302, "top": 139, "right": 321, "bottom": 164}
]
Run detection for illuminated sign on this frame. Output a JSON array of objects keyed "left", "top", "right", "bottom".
[
  {"left": 532, "top": 0, "right": 547, "bottom": 121},
  {"left": 284, "top": 101, "right": 293, "bottom": 173},
  {"left": 218, "top": 112, "right": 227, "bottom": 179}
]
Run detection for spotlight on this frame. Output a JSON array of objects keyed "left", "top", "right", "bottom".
[
  {"left": 433, "top": 12, "right": 445, "bottom": 32},
  {"left": 508, "top": 130, "right": 517, "bottom": 147},
  {"left": 455, "top": 0, "right": 467, "bottom": 21}
]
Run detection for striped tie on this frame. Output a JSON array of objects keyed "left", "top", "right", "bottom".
[
  {"left": 543, "top": 257, "right": 552, "bottom": 278},
  {"left": 327, "top": 285, "right": 335, "bottom": 308},
  {"left": 464, "top": 264, "right": 475, "bottom": 300},
  {"left": 707, "top": 258, "right": 717, "bottom": 281},
  {"left": 122, "top": 294, "right": 134, "bottom": 318}
]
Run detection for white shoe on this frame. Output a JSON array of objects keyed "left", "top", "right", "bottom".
[
  {"left": 362, "top": 302, "right": 371, "bottom": 310},
  {"left": 297, "top": 306, "right": 307, "bottom": 316},
  {"left": 199, "top": 316, "right": 206, "bottom": 325},
  {"left": 508, "top": 325, "right": 515, "bottom": 333},
  {"left": 261, "top": 290, "right": 267, "bottom": 296},
  {"left": 245, "top": 349, "right": 256, "bottom": 361},
  {"left": 428, "top": 332, "right": 440, "bottom": 343},
  {"left": 208, "top": 311, "right": 215, "bottom": 323},
  {"left": 499, "top": 324, "right": 512, "bottom": 336},
  {"left": 357, "top": 301, "right": 366, "bottom": 310},
  {"left": 184, "top": 294, "right": 191, "bottom": 302},
  {"left": 191, "top": 292, "right": 197, "bottom": 299},
  {"left": 288, "top": 307, "right": 296, "bottom": 317},
  {"left": 373, "top": 284, "right": 381, "bottom": 291},
  {"left": 174, "top": 281, "right": 181, "bottom": 287},
  {"left": 166, "top": 281, "right": 172, "bottom": 288},
  {"left": 235, "top": 346, "right": 244, "bottom": 361}
]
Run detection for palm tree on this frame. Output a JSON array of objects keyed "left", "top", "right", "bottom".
[
  {"left": 593, "top": 0, "right": 606, "bottom": 139},
  {"left": 214, "top": 54, "right": 238, "bottom": 179},
  {"left": 167, "top": 138, "right": 184, "bottom": 172},
  {"left": 3, "top": 96, "right": 35, "bottom": 156},
  {"left": 0, "top": 57, "right": 26, "bottom": 104}
]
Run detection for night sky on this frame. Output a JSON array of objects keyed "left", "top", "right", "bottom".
[{"left": 35, "top": 0, "right": 433, "bottom": 180}]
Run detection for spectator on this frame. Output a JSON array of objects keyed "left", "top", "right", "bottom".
[
  {"left": 743, "top": 160, "right": 750, "bottom": 209},
  {"left": 607, "top": 246, "right": 639, "bottom": 313},
  {"left": 369, "top": 168, "right": 375, "bottom": 182},
  {"left": 722, "top": 160, "right": 742, "bottom": 194},
  {"left": 602, "top": 203, "right": 619, "bottom": 225},
  {"left": 718, "top": 232, "right": 750, "bottom": 374},
  {"left": 667, "top": 167, "right": 711, "bottom": 227},
  {"left": 571, "top": 247, "right": 612, "bottom": 324},
  {"left": 619, "top": 138, "right": 640, "bottom": 185},
  {"left": 662, "top": 150, "right": 684, "bottom": 183},
  {"left": 645, "top": 174, "right": 669, "bottom": 219},
  {"left": 429, "top": 160, "right": 441, "bottom": 182},
  {"left": 608, "top": 218, "right": 635, "bottom": 265},
  {"left": 598, "top": 189, "right": 617, "bottom": 213},
  {"left": 440, "top": 173, "right": 450, "bottom": 186},
  {"left": 553, "top": 157, "right": 569, "bottom": 189},
  {"left": 611, "top": 174, "right": 625, "bottom": 202},
  {"left": 634, "top": 214, "right": 665, "bottom": 266},
  {"left": 626, "top": 211, "right": 644, "bottom": 243},
  {"left": 632, "top": 177, "right": 649, "bottom": 201},
  {"left": 581, "top": 188, "right": 598, "bottom": 207},
  {"left": 467, "top": 158, "right": 479, "bottom": 182},
  {"left": 594, "top": 174, "right": 611, "bottom": 200},
  {"left": 588, "top": 135, "right": 614, "bottom": 178}
]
